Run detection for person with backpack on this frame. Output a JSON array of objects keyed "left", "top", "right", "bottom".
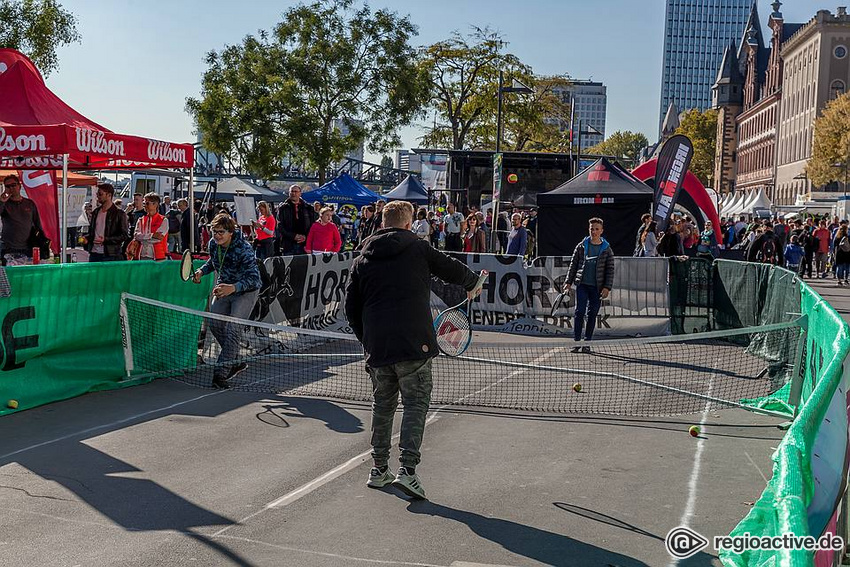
[
  {"left": 801, "top": 218, "right": 818, "bottom": 278},
  {"left": 747, "top": 221, "right": 784, "bottom": 266},
  {"left": 834, "top": 225, "right": 850, "bottom": 286}
]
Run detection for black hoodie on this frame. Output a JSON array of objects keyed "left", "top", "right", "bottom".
[{"left": 345, "top": 227, "right": 479, "bottom": 368}]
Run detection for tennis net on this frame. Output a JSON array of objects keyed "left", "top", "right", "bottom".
[{"left": 120, "top": 293, "right": 803, "bottom": 417}]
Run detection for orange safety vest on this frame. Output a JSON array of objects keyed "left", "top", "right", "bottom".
[{"left": 139, "top": 213, "right": 169, "bottom": 260}]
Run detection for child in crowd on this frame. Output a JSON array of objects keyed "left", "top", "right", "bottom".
[{"left": 784, "top": 235, "right": 804, "bottom": 274}]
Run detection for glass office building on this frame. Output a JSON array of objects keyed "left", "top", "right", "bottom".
[{"left": 659, "top": 0, "right": 752, "bottom": 134}]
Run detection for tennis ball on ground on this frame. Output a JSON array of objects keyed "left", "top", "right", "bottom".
[
  {"left": 689, "top": 425, "right": 700, "bottom": 437},
  {"left": 572, "top": 383, "right": 582, "bottom": 393},
  {"left": 7, "top": 400, "right": 18, "bottom": 409}
]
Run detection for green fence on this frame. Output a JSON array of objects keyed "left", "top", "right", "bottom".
[
  {"left": 0, "top": 262, "right": 212, "bottom": 416},
  {"left": 671, "top": 259, "right": 850, "bottom": 566}
]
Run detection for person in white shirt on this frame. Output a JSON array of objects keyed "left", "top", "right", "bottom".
[
  {"left": 412, "top": 208, "right": 431, "bottom": 241},
  {"left": 443, "top": 203, "right": 464, "bottom": 252}
]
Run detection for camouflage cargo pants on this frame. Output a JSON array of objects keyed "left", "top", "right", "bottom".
[{"left": 369, "top": 358, "right": 433, "bottom": 469}]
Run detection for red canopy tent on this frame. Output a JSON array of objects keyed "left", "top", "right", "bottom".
[{"left": 0, "top": 49, "right": 195, "bottom": 257}]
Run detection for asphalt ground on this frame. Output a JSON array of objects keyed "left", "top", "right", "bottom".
[{"left": 0, "top": 344, "right": 786, "bottom": 567}]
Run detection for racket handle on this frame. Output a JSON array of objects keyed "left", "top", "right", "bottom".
[{"left": 471, "top": 270, "right": 488, "bottom": 295}]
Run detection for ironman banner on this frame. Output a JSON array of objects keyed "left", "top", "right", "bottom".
[{"left": 652, "top": 134, "right": 693, "bottom": 232}]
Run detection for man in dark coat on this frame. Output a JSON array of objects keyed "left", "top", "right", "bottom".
[
  {"left": 345, "top": 200, "right": 480, "bottom": 499},
  {"left": 276, "top": 185, "right": 315, "bottom": 255}
]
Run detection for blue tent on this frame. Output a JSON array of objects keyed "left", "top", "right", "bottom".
[
  {"left": 383, "top": 175, "right": 429, "bottom": 205},
  {"left": 301, "top": 173, "right": 381, "bottom": 208}
]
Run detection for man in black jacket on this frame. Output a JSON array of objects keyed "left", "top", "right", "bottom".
[
  {"left": 276, "top": 185, "right": 315, "bottom": 255},
  {"left": 85, "top": 183, "right": 129, "bottom": 262},
  {"left": 345, "top": 200, "right": 480, "bottom": 499},
  {"left": 747, "top": 222, "right": 784, "bottom": 266}
]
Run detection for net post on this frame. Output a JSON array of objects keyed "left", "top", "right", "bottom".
[
  {"left": 118, "top": 293, "right": 134, "bottom": 379},
  {"left": 787, "top": 315, "right": 808, "bottom": 417}
]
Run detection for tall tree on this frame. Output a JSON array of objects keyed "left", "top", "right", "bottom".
[
  {"left": 187, "top": 0, "right": 429, "bottom": 183},
  {"left": 807, "top": 93, "right": 850, "bottom": 188},
  {"left": 586, "top": 131, "right": 649, "bottom": 165},
  {"left": 0, "top": 0, "right": 80, "bottom": 76},
  {"left": 675, "top": 108, "right": 718, "bottom": 185},
  {"left": 419, "top": 28, "right": 570, "bottom": 152}
]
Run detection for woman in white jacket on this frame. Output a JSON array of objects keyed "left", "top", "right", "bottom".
[{"left": 412, "top": 207, "right": 431, "bottom": 241}]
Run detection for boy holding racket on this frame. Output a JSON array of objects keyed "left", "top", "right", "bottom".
[
  {"left": 345, "top": 200, "right": 481, "bottom": 499},
  {"left": 562, "top": 217, "right": 615, "bottom": 353}
]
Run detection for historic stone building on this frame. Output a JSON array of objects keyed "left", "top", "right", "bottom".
[
  {"left": 775, "top": 8, "right": 850, "bottom": 205},
  {"left": 712, "top": 1, "right": 800, "bottom": 201},
  {"left": 713, "top": 5, "right": 850, "bottom": 206}
]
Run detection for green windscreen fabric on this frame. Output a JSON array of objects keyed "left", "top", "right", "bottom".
[
  {"left": 0, "top": 262, "right": 213, "bottom": 416},
  {"left": 720, "top": 281, "right": 850, "bottom": 566}
]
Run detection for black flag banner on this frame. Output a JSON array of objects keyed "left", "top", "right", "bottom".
[{"left": 652, "top": 134, "right": 693, "bottom": 232}]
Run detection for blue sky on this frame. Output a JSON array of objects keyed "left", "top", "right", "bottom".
[{"left": 47, "top": 0, "right": 825, "bottom": 162}]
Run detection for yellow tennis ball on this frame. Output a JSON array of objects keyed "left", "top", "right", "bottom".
[
  {"left": 572, "top": 383, "right": 582, "bottom": 393},
  {"left": 7, "top": 400, "right": 18, "bottom": 409},
  {"left": 507, "top": 173, "right": 518, "bottom": 183},
  {"left": 689, "top": 425, "right": 700, "bottom": 437}
]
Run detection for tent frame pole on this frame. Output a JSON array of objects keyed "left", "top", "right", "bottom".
[
  {"left": 189, "top": 168, "right": 195, "bottom": 254},
  {"left": 60, "top": 154, "right": 68, "bottom": 263}
]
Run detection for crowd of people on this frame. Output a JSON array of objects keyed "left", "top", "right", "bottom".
[{"left": 0, "top": 179, "right": 540, "bottom": 264}]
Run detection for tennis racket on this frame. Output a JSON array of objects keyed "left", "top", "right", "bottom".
[
  {"left": 434, "top": 270, "right": 488, "bottom": 357},
  {"left": 180, "top": 249, "right": 194, "bottom": 282},
  {"left": 550, "top": 288, "right": 571, "bottom": 316}
]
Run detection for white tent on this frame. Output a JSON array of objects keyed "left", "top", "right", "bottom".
[
  {"left": 730, "top": 190, "right": 757, "bottom": 216},
  {"left": 720, "top": 192, "right": 744, "bottom": 216},
  {"left": 741, "top": 188, "right": 773, "bottom": 214}
]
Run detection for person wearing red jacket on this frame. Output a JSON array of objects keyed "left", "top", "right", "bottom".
[{"left": 306, "top": 206, "right": 342, "bottom": 253}]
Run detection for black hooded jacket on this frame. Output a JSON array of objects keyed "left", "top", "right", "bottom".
[{"left": 345, "top": 227, "right": 479, "bottom": 368}]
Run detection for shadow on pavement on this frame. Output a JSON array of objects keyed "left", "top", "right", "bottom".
[
  {"left": 407, "top": 499, "right": 651, "bottom": 566},
  {"left": 260, "top": 396, "right": 364, "bottom": 433}
]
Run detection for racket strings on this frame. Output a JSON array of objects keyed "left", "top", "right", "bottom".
[{"left": 435, "top": 308, "right": 472, "bottom": 356}]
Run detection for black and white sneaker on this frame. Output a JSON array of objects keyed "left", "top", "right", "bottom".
[
  {"left": 226, "top": 362, "right": 248, "bottom": 380},
  {"left": 392, "top": 467, "right": 426, "bottom": 499},
  {"left": 581, "top": 345, "right": 591, "bottom": 354}
]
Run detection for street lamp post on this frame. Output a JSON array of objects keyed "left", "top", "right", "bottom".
[{"left": 491, "top": 71, "right": 532, "bottom": 252}]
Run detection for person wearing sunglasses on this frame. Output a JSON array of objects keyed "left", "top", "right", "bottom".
[
  {"left": 192, "top": 212, "right": 262, "bottom": 389},
  {"left": 0, "top": 175, "right": 45, "bottom": 265}
]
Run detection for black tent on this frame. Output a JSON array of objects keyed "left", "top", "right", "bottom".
[
  {"left": 537, "top": 158, "right": 653, "bottom": 257},
  {"left": 383, "top": 175, "right": 429, "bottom": 205}
]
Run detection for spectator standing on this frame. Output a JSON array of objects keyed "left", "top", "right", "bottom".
[
  {"left": 179, "top": 199, "right": 201, "bottom": 253},
  {"left": 525, "top": 208, "right": 538, "bottom": 257},
  {"left": 784, "top": 235, "right": 805, "bottom": 274},
  {"left": 562, "top": 217, "right": 615, "bottom": 352},
  {"left": 506, "top": 213, "right": 527, "bottom": 256},
  {"left": 412, "top": 208, "right": 431, "bottom": 241},
  {"left": 357, "top": 205, "right": 377, "bottom": 248},
  {"left": 496, "top": 211, "right": 509, "bottom": 253},
  {"left": 85, "top": 183, "right": 129, "bottom": 262},
  {"left": 166, "top": 202, "right": 182, "bottom": 253},
  {"left": 374, "top": 200, "right": 386, "bottom": 228},
  {"left": 132, "top": 193, "right": 169, "bottom": 261},
  {"left": 640, "top": 221, "right": 659, "bottom": 257},
  {"left": 634, "top": 213, "right": 652, "bottom": 256},
  {"left": 277, "top": 185, "right": 315, "bottom": 255},
  {"left": 126, "top": 193, "right": 145, "bottom": 238},
  {"left": 0, "top": 174, "right": 45, "bottom": 264},
  {"left": 747, "top": 221, "right": 784, "bottom": 266},
  {"left": 834, "top": 226, "right": 850, "bottom": 286},
  {"left": 462, "top": 214, "right": 486, "bottom": 253},
  {"left": 344, "top": 200, "right": 480, "bottom": 499},
  {"left": 657, "top": 224, "right": 684, "bottom": 257},
  {"left": 159, "top": 195, "right": 173, "bottom": 215},
  {"left": 442, "top": 203, "right": 464, "bottom": 252},
  {"left": 252, "top": 201, "right": 276, "bottom": 260},
  {"left": 814, "top": 220, "right": 832, "bottom": 278},
  {"left": 696, "top": 221, "right": 720, "bottom": 259},
  {"left": 306, "top": 207, "right": 342, "bottom": 253}
]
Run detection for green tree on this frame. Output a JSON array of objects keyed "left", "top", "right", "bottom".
[
  {"left": 186, "top": 0, "right": 429, "bottom": 184},
  {"left": 807, "top": 93, "right": 850, "bottom": 188},
  {"left": 0, "top": 0, "right": 80, "bottom": 76},
  {"left": 418, "top": 28, "right": 570, "bottom": 152},
  {"left": 674, "top": 108, "right": 718, "bottom": 185},
  {"left": 380, "top": 155, "right": 394, "bottom": 169},
  {"left": 586, "top": 131, "right": 649, "bottom": 165}
]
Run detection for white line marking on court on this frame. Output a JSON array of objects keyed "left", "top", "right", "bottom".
[
  {"left": 667, "top": 373, "right": 716, "bottom": 567},
  {"left": 215, "top": 534, "right": 444, "bottom": 566},
  {"left": 0, "top": 391, "right": 223, "bottom": 461},
  {"left": 212, "top": 349, "right": 563, "bottom": 539},
  {"left": 743, "top": 451, "right": 769, "bottom": 484}
]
